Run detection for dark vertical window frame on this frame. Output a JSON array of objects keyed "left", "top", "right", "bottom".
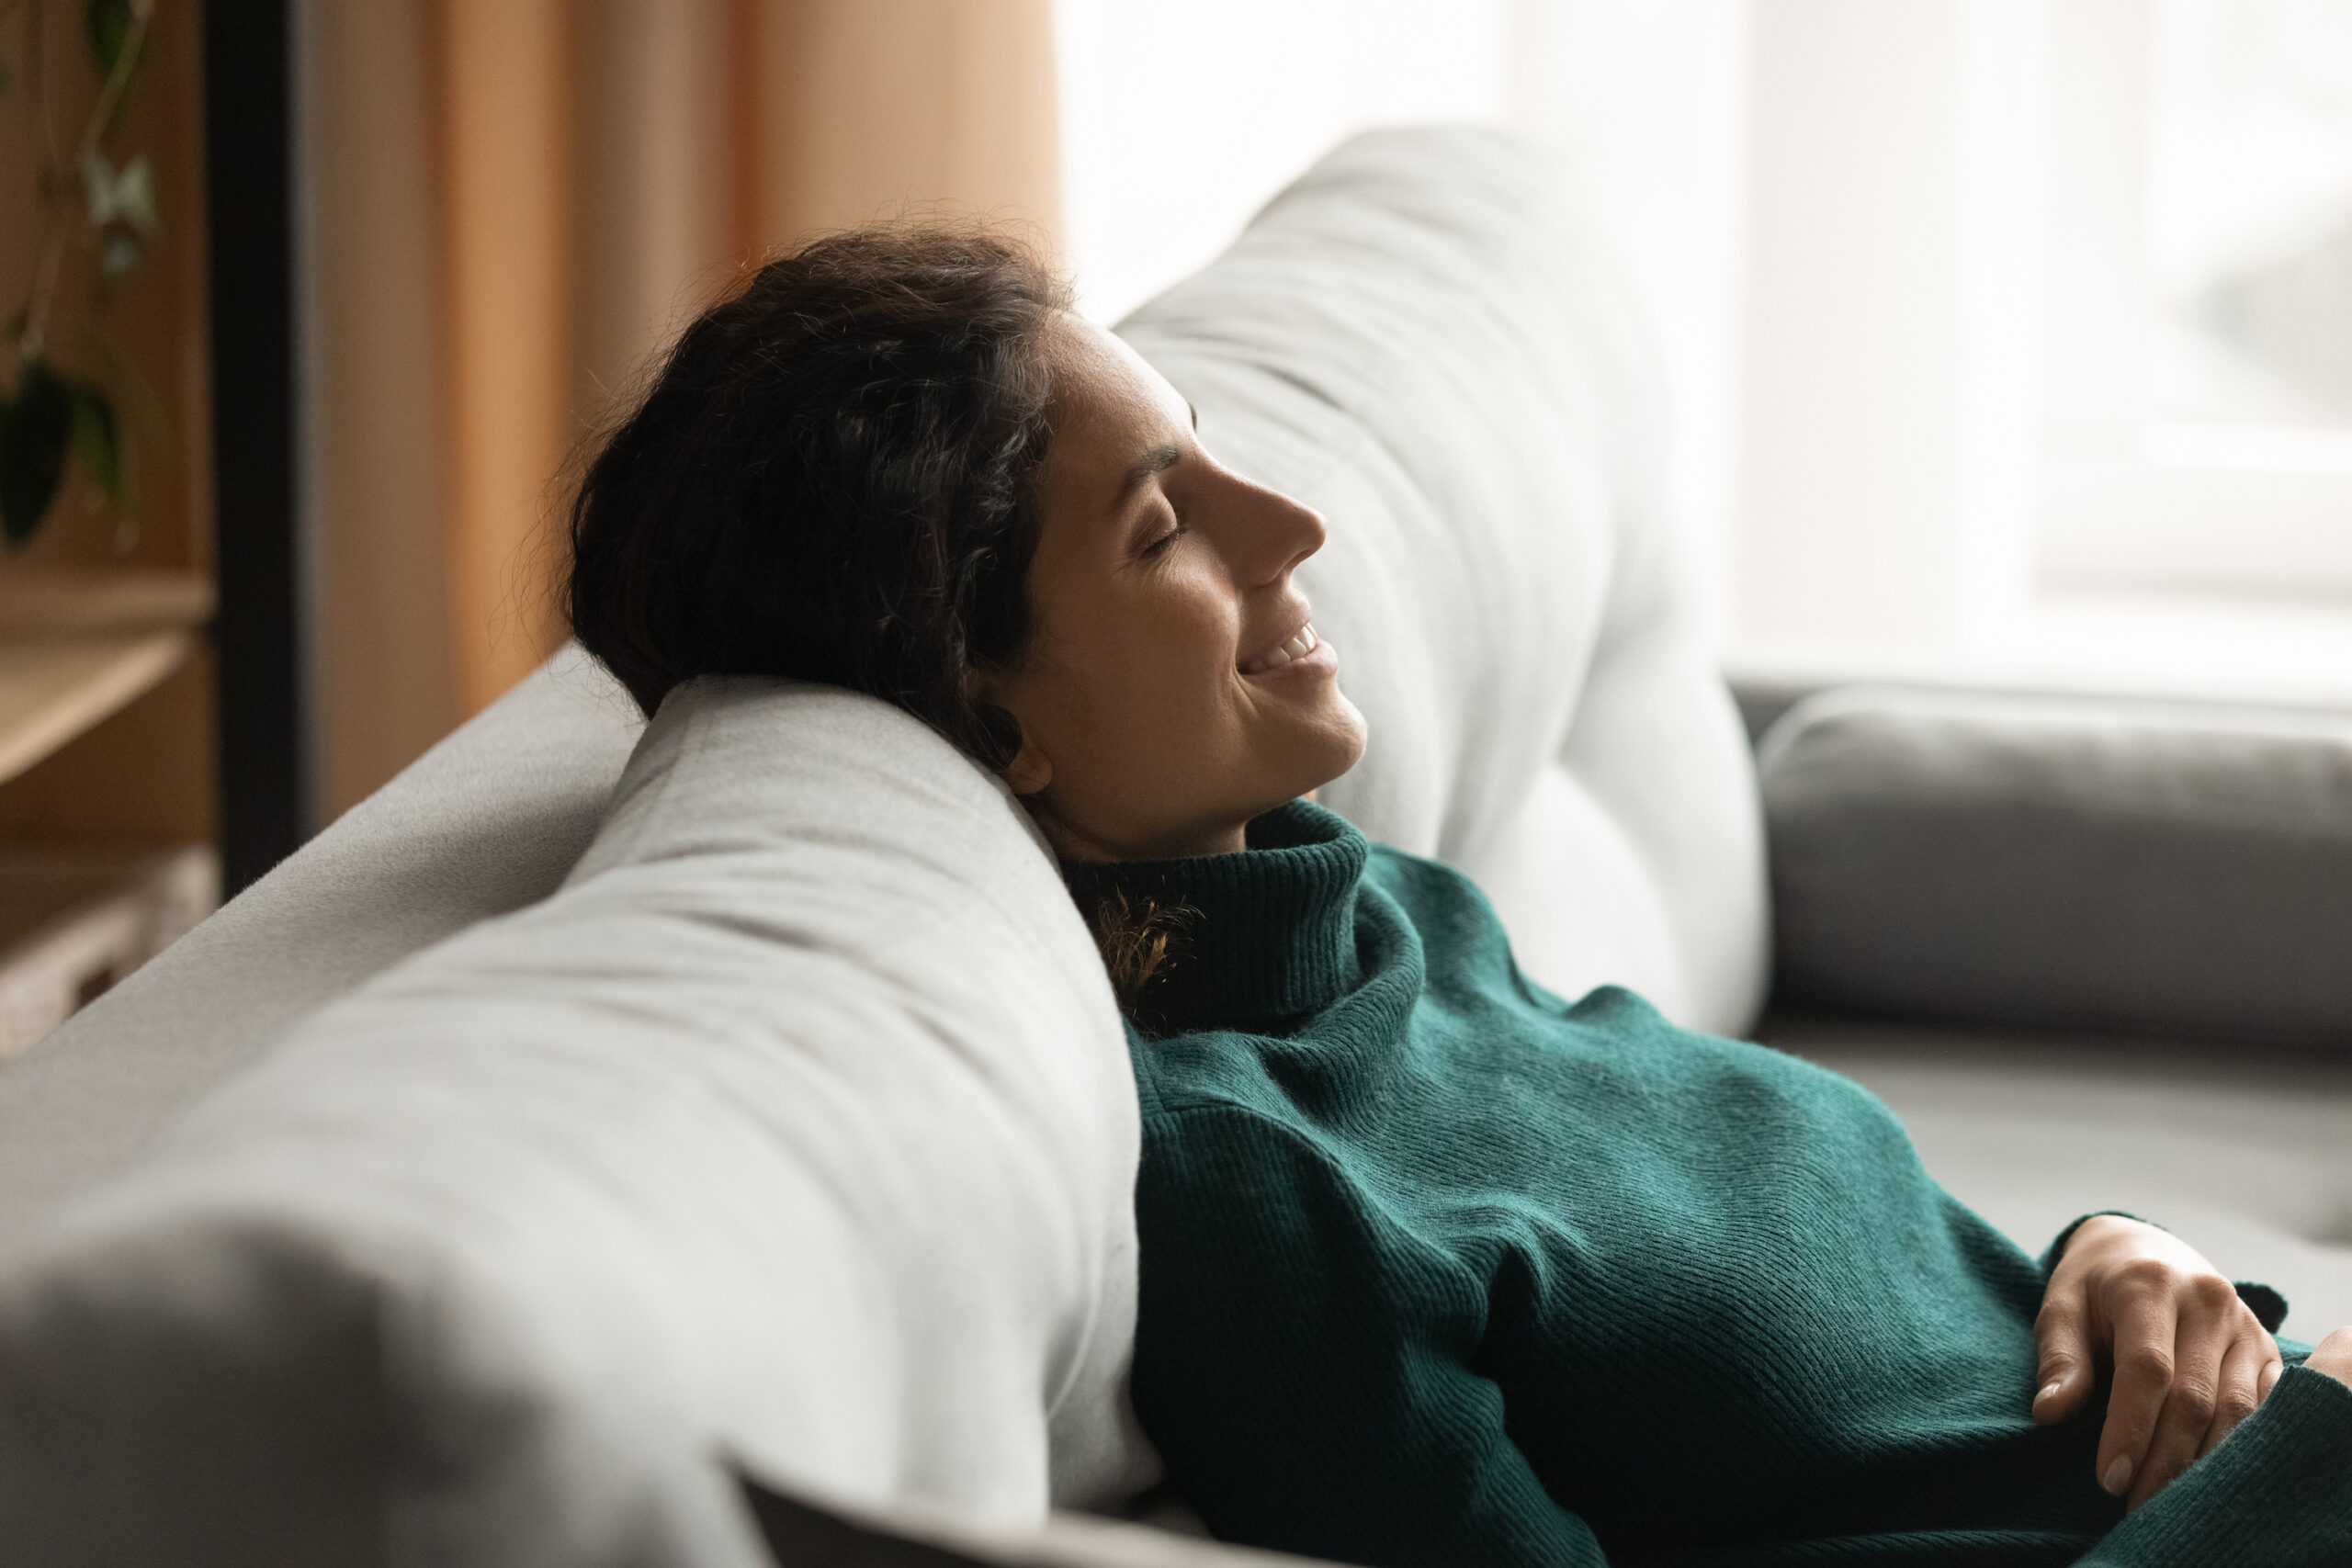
[{"left": 203, "top": 0, "right": 311, "bottom": 893}]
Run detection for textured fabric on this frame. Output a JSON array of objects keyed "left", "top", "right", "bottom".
[
  {"left": 0, "top": 643, "right": 646, "bottom": 1247},
  {"left": 1119, "top": 127, "right": 1769, "bottom": 1038},
  {"left": 739, "top": 1472, "right": 1337, "bottom": 1567},
  {"left": 1107, "top": 802, "right": 2352, "bottom": 1567},
  {"left": 1772, "top": 1018, "right": 2352, "bottom": 1336},
  {"left": 0, "top": 680, "right": 1150, "bottom": 1566},
  {"left": 1761, "top": 684, "right": 2352, "bottom": 1049}
]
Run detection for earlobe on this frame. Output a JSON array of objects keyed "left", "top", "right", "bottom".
[
  {"left": 1002, "top": 738, "right": 1052, "bottom": 797},
  {"left": 967, "top": 671, "right": 1049, "bottom": 796}
]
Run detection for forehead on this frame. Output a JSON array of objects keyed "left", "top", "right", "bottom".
[{"left": 1044, "top": 314, "right": 1193, "bottom": 453}]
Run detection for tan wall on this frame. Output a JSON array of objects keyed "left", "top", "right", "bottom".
[{"left": 305, "top": 0, "right": 1064, "bottom": 820}]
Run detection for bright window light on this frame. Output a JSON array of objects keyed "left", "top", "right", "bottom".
[{"left": 2145, "top": 0, "right": 2352, "bottom": 432}]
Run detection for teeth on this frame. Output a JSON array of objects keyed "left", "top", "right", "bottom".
[{"left": 1246, "top": 622, "right": 1318, "bottom": 674}]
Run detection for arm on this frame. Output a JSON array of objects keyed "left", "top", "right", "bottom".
[{"left": 1132, "top": 1106, "right": 1610, "bottom": 1568}]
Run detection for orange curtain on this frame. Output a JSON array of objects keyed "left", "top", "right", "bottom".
[{"left": 306, "top": 0, "right": 1063, "bottom": 818}]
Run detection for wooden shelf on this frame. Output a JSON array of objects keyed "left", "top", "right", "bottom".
[
  {"left": 0, "top": 573, "right": 213, "bottom": 789},
  {"left": 0, "top": 571, "right": 214, "bottom": 636}
]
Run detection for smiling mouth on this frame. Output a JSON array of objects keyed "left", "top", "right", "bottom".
[{"left": 1239, "top": 621, "right": 1320, "bottom": 675}]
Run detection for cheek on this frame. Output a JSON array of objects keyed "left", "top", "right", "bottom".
[
  {"left": 1035, "top": 585, "right": 1245, "bottom": 762},
  {"left": 1086, "top": 593, "right": 1241, "bottom": 738}
]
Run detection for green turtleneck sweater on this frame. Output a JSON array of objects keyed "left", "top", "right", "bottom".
[{"left": 1064, "top": 802, "right": 2352, "bottom": 1568}]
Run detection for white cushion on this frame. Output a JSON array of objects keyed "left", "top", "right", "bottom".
[
  {"left": 0, "top": 643, "right": 645, "bottom": 1247},
  {"left": 0, "top": 680, "right": 1149, "bottom": 1564},
  {"left": 1118, "top": 127, "right": 1770, "bottom": 1036}
]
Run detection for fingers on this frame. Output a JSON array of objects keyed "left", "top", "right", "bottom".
[
  {"left": 2044, "top": 1219, "right": 2300, "bottom": 1507},
  {"left": 2195, "top": 1335, "right": 2267, "bottom": 1461},
  {"left": 2120, "top": 1276, "right": 2258, "bottom": 1510},
  {"left": 2095, "top": 1264, "right": 2179, "bottom": 1500},
  {"left": 2033, "top": 1285, "right": 2094, "bottom": 1425}
]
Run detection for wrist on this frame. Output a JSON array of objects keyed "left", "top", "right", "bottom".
[
  {"left": 2041, "top": 1211, "right": 2160, "bottom": 1277},
  {"left": 2068, "top": 1213, "right": 2150, "bottom": 1248}
]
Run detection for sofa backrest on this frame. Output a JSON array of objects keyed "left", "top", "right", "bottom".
[
  {"left": 1763, "top": 683, "right": 2352, "bottom": 1047},
  {"left": 1120, "top": 128, "right": 1767, "bottom": 1036}
]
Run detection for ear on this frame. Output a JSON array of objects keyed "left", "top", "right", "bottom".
[
  {"left": 967, "top": 667, "right": 1052, "bottom": 797},
  {"left": 1001, "top": 728, "right": 1052, "bottom": 796}
]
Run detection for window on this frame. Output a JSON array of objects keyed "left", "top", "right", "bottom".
[{"left": 2041, "top": 0, "right": 2352, "bottom": 605}]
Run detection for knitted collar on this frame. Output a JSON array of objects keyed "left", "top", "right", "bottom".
[{"left": 1061, "top": 799, "right": 1367, "bottom": 1034}]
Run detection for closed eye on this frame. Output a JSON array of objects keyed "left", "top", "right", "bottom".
[{"left": 1140, "top": 505, "right": 1187, "bottom": 558}]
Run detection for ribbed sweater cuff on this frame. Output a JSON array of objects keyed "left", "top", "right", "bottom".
[{"left": 2084, "top": 1365, "right": 2352, "bottom": 1566}]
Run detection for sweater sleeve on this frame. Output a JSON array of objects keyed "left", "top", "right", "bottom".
[
  {"left": 1130, "top": 1105, "right": 1611, "bottom": 1568},
  {"left": 2072, "top": 1364, "right": 2352, "bottom": 1567}
]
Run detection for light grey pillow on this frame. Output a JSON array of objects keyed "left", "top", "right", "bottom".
[
  {"left": 1760, "top": 685, "right": 2352, "bottom": 1048},
  {"left": 0, "top": 680, "right": 1148, "bottom": 1567}
]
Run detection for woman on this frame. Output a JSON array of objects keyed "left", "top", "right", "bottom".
[{"left": 569, "top": 227, "right": 2352, "bottom": 1566}]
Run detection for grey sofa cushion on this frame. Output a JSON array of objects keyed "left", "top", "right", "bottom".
[
  {"left": 1760, "top": 685, "right": 2352, "bottom": 1049},
  {"left": 1774, "top": 1017, "right": 2352, "bottom": 1337}
]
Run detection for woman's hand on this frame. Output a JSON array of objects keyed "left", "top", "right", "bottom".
[{"left": 2033, "top": 1214, "right": 2282, "bottom": 1511}]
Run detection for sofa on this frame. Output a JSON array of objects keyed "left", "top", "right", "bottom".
[{"left": 0, "top": 128, "right": 2346, "bottom": 1566}]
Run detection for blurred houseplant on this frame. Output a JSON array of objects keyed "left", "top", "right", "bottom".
[{"left": 0, "top": 0, "right": 162, "bottom": 550}]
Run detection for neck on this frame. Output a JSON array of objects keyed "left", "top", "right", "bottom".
[
  {"left": 1059, "top": 800, "right": 1368, "bottom": 1032},
  {"left": 1026, "top": 800, "right": 1250, "bottom": 864}
]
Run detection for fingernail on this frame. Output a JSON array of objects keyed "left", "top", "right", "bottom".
[
  {"left": 2038, "top": 1380, "right": 2064, "bottom": 1404},
  {"left": 2102, "top": 1455, "right": 2133, "bottom": 1496}
]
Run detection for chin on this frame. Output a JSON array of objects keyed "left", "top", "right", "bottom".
[{"left": 1286, "top": 691, "right": 1370, "bottom": 800}]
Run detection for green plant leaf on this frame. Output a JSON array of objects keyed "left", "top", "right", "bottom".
[
  {"left": 0, "top": 360, "right": 73, "bottom": 546},
  {"left": 58, "top": 319, "right": 172, "bottom": 468},
  {"left": 85, "top": 0, "right": 132, "bottom": 77},
  {"left": 65, "top": 378, "right": 122, "bottom": 507}
]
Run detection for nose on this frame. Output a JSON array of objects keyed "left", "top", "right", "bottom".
[{"left": 1241, "top": 478, "right": 1328, "bottom": 583}]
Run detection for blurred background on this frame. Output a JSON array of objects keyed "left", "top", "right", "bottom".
[{"left": 2, "top": 0, "right": 2350, "bottom": 1043}]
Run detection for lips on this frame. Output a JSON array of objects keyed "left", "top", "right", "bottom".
[{"left": 1239, "top": 621, "right": 1319, "bottom": 675}]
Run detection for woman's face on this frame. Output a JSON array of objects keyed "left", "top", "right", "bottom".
[{"left": 978, "top": 312, "right": 1367, "bottom": 863}]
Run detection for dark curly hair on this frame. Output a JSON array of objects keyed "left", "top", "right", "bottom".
[{"left": 566, "top": 224, "right": 1072, "bottom": 768}]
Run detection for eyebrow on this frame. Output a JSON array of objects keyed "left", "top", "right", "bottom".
[{"left": 1116, "top": 442, "right": 1183, "bottom": 504}]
